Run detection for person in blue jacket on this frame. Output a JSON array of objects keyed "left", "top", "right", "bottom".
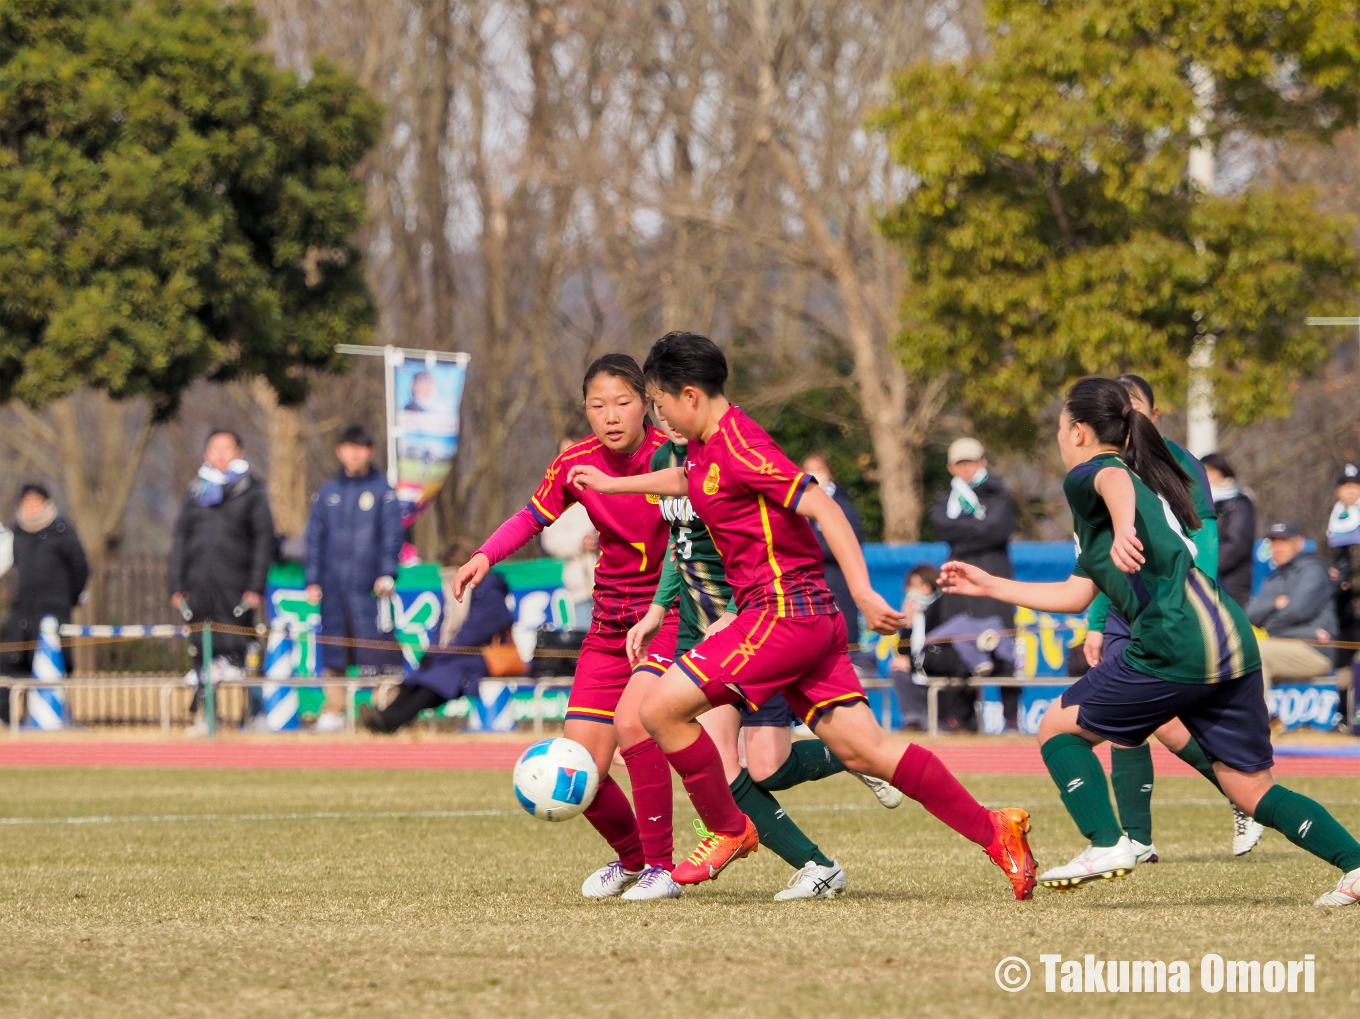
[
  {"left": 305, "top": 424, "right": 405, "bottom": 731},
  {"left": 361, "top": 538, "right": 515, "bottom": 733}
]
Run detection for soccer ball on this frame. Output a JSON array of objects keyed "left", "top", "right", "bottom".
[{"left": 512, "top": 737, "right": 599, "bottom": 821}]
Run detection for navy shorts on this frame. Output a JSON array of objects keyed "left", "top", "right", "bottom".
[
  {"left": 740, "top": 692, "right": 795, "bottom": 728},
  {"left": 1061, "top": 654, "right": 1273, "bottom": 773}
]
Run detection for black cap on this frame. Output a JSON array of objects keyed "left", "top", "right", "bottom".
[
  {"left": 1267, "top": 521, "right": 1301, "bottom": 540},
  {"left": 338, "top": 424, "right": 375, "bottom": 448},
  {"left": 1337, "top": 463, "right": 1360, "bottom": 487},
  {"left": 19, "top": 482, "right": 49, "bottom": 501}
]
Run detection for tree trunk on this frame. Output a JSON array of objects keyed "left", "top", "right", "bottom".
[{"left": 250, "top": 379, "right": 308, "bottom": 540}]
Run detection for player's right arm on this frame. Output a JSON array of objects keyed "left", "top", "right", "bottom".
[
  {"left": 796, "top": 484, "right": 905, "bottom": 634},
  {"left": 568, "top": 464, "right": 687, "bottom": 497},
  {"left": 942, "top": 561, "right": 1098, "bottom": 615}
]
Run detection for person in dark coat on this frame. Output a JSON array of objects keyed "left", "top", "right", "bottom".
[
  {"left": 361, "top": 539, "right": 515, "bottom": 733},
  {"left": 930, "top": 437, "right": 1019, "bottom": 725},
  {"left": 0, "top": 485, "right": 89, "bottom": 704},
  {"left": 169, "top": 430, "right": 275, "bottom": 725},
  {"left": 802, "top": 453, "right": 864, "bottom": 640},
  {"left": 1202, "top": 453, "right": 1256, "bottom": 608},
  {"left": 304, "top": 425, "right": 404, "bottom": 730}
]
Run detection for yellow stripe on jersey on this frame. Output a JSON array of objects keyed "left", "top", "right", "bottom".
[
  {"left": 756, "top": 495, "right": 787, "bottom": 616},
  {"left": 1183, "top": 577, "right": 1220, "bottom": 683},
  {"left": 681, "top": 654, "right": 714, "bottom": 684},
  {"left": 802, "top": 692, "right": 867, "bottom": 726},
  {"left": 567, "top": 706, "right": 615, "bottom": 719},
  {"left": 530, "top": 495, "right": 559, "bottom": 523},
  {"left": 719, "top": 610, "right": 776, "bottom": 675},
  {"left": 782, "top": 472, "right": 806, "bottom": 508}
]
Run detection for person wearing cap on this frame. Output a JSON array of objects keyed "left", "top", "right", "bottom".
[
  {"left": 304, "top": 424, "right": 405, "bottom": 731},
  {"left": 1202, "top": 453, "right": 1256, "bottom": 608},
  {"left": 0, "top": 484, "right": 89, "bottom": 714},
  {"left": 1248, "top": 522, "right": 1337, "bottom": 695},
  {"left": 929, "top": 437, "right": 1019, "bottom": 726},
  {"left": 1327, "top": 463, "right": 1360, "bottom": 703}
]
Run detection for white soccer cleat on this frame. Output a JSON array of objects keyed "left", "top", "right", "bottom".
[
  {"left": 581, "top": 860, "right": 641, "bottom": 899},
  {"left": 1130, "top": 839, "right": 1159, "bottom": 864},
  {"left": 1314, "top": 867, "right": 1360, "bottom": 907},
  {"left": 1233, "top": 807, "right": 1265, "bottom": 857},
  {"left": 1039, "top": 836, "right": 1138, "bottom": 890},
  {"left": 852, "top": 772, "right": 904, "bottom": 809},
  {"left": 773, "top": 860, "right": 847, "bottom": 901},
  {"left": 620, "top": 865, "right": 682, "bottom": 901}
]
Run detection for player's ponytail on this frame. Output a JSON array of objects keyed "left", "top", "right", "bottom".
[{"left": 1064, "top": 377, "right": 1201, "bottom": 532}]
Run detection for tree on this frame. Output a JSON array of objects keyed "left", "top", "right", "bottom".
[
  {"left": 0, "top": 0, "right": 381, "bottom": 416},
  {"left": 875, "top": 0, "right": 1360, "bottom": 443}
]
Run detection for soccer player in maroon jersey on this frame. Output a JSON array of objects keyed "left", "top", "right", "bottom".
[
  {"left": 453, "top": 354, "right": 682, "bottom": 900},
  {"left": 569, "top": 333, "right": 1037, "bottom": 900}
]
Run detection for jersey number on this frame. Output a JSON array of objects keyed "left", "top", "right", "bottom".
[
  {"left": 676, "top": 527, "right": 693, "bottom": 560},
  {"left": 629, "top": 541, "right": 648, "bottom": 573}
]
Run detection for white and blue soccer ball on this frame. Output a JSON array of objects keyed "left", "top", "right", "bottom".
[{"left": 513, "top": 737, "right": 600, "bottom": 821}]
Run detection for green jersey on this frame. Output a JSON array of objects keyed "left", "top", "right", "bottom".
[
  {"left": 650, "top": 440, "right": 732, "bottom": 652},
  {"left": 1088, "top": 436, "right": 1218, "bottom": 632},
  {"left": 1066, "top": 452, "right": 1258, "bottom": 684}
]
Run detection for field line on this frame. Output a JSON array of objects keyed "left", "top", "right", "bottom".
[{"left": 0, "top": 809, "right": 514, "bottom": 827}]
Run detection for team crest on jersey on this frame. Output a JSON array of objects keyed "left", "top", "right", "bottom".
[
  {"left": 359, "top": 491, "right": 375, "bottom": 512},
  {"left": 646, "top": 493, "right": 660, "bottom": 504},
  {"left": 703, "top": 463, "right": 720, "bottom": 495}
]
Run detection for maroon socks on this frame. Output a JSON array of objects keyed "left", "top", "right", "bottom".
[
  {"left": 582, "top": 774, "right": 645, "bottom": 871},
  {"left": 621, "top": 738, "right": 675, "bottom": 869},
  {"left": 663, "top": 727, "right": 748, "bottom": 837},
  {"left": 892, "top": 743, "right": 994, "bottom": 847}
]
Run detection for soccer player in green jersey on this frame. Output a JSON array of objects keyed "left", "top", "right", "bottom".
[
  {"left": 943, "top": 377, "right": 1360, "bottom": 905},
  {"left": 1085, "top": 374, "right": 1262, "bottom": 863},
  {"left": 624, "top": 411, "right": 903, "bottom": 900}
]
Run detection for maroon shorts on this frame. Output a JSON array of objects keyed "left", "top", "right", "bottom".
[
  {"left": 676, "top": 610, "right": 867, "bottom": 728},
  {"left": 566, "top": 610, "right": 679, "bottom": 724}
]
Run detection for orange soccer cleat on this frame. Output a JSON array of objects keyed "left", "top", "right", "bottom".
[
  {"left": 985, "top": 807, "right": 1037, "bottom": 901},
  {"left": 671, "top": 817, "right": 760, "bottom": 885}
]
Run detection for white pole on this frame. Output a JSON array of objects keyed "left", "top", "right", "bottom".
[
  {"left": 384, "top": 344, "right": 400, "bottom": 488},
  {"left": 1186, "top": 65, "right": 1218, "bottom": 457}
]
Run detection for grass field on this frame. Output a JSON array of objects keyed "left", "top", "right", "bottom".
[{"left": 1, "top": 765, "right": 1357, "bottom": 1018}]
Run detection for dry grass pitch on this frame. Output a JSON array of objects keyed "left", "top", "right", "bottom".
[{"left": 0, "top": 765, "right": 1356, "bottom": 1018}]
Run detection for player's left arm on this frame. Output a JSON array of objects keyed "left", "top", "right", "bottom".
[
  {"left": 568, "top": 464, "right": 687, "bottom": 497},
  {"left": 796, "top": 485, "right": 906, "bottom": 634},
  {"left": 941, "top": 561, "right": 1098, "bottom": 614},
  {"left": 1093, "top": 466, "right": 1144, "bottom": 573}
]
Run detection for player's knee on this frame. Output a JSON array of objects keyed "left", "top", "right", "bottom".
[
  {"left": 637, "top": 692, "right": 675, "bottom": 739},
  {"left": 613, "top": 711, "right": 647, "bottom": 748}
]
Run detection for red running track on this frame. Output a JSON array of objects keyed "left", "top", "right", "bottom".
[{"left": 0, "top": 740, "right": 1356, "bottom": 776}]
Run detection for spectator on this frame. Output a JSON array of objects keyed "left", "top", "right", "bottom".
[
  {"left": 1248, "top": 522, "right": 1337, "bottom": 696},
  {"left": 539, "top": 437, "right": 598, "bottom": 631},
  {"left": 361, "top": 538, "right": 515, "bottom": 734},
  {"left": 1202, "top": 452, "right": 1256, "bottom": 608},
  {"left": 1327, "top": 463, "right": 1360, "bottom": 706},
  {"left": 802, "top": 452, "right": 864, "bottom": 640},
  {"left": 0, "top": 485, "right": 89, "bottom": 718},
  {"left": 304, "top": 424, "right": 404, "bottom": 733},
  {"left": 930, "top": 436, "right": 1020, "bottom": 725},
  {"left": 169, "top": 429, "right": 275, "bottom": 733}
]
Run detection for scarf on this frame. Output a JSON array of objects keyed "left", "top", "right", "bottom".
[
  {"left": 1328, "top": 499, "right": 1360, "bottom": 548},
  {"left": 194, "top": 459, "right": 249, "bottom": 508},
  {"left": 904, "top": 590, "right": 939, "bottom": 682},
  {"left": 1210, "top": 481, "right": 1240, "bottom": 503},
  {"left": 16, "top": 501, "right": 58, "bottom": 533},
  {"left": 945, "top": 471, "right": 987, "bottom": 521}
]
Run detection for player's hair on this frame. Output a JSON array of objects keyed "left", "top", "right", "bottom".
[
  {"left": 1115, "top": 373, "right": 1155, "bottom": 409},
  {"left": 643, "top": 332, "right": 728, "bottom": 397},
  {"left": 1064, "top": 377, "right": 1201, "bottom": 532},
  {"left": 1200, "top": 452, "right": 1235, "bottom": 480},
  {"left": 205, "top": 428, "right": 243, "bottom": 451},
  {"left": 582, "top": 353, "right": 646, "bottom": 400},
  {"left": 907, "top": 564, "right": 940, "bottom": 591},
  {"left": 439, "top": 538, "right": 478, "bottom": 569}
]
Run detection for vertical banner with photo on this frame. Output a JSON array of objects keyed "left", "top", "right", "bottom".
[{"left": 385, "top": 349, "right": 470, "bottom": 525}]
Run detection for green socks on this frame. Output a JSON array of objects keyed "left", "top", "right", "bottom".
[
  {"left": 1171, "top": 736, "right": 1224, "bottom": 793},
  {"left": 753, "top": 739, "right": 847, "bottom": 792},
  {"left": 1041, "top": 733, "right": 1124, "bottom": 847},
  {"left": 1254, "top": 785, "right": 1360, "bottom": 873},
  {"left": 1110, "top": 743, "right": 1154, "bottom": 845},
  {"left": 730, "top": 769, "right": 833, "bottom": 869}
]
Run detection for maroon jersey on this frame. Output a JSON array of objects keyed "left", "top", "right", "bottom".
[
  {"left": 684, "top": 407, "right": 838, "bottom": 617},
  {"left": 529, "top": 429, "right": 670, "bottom": 635}
]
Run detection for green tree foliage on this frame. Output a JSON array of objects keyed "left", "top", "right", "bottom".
[
  {"left": 876, "top": 0, "right": 1360, "bottom": 440},
  {"left": 0, "top": 0, "right": 380, "bottom": 415}
]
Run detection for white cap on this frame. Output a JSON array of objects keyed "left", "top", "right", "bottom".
[{"left": 947, "top": 437, "right": 985, "bottom": 465}]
